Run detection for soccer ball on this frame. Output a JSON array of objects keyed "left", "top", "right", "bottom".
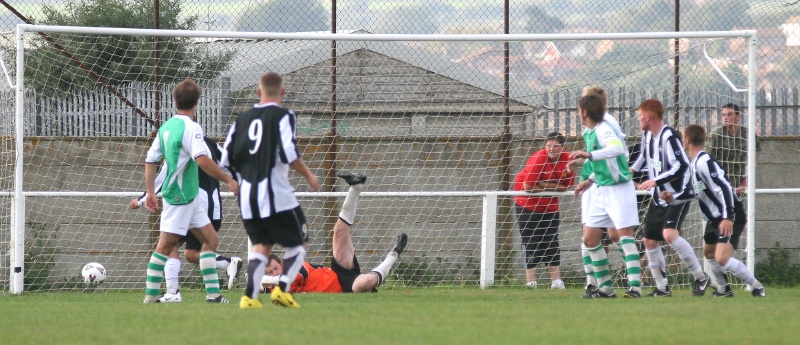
[{"left": 81, "top": 262, "right": 106, "bottom": 286}]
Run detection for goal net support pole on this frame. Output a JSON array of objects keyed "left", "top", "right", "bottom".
[
  {"left": 10, "top": 27, "right": 25, "bottom": 294},
  {"left": 746, "top": 34, "right": 757, "bottom": 274}
]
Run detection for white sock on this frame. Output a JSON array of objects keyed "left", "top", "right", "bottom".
[
  {"left": 199, "top": 251, "right": 221, "bottom": 297},
  {"left": 279, "top": 245, "right": 306, "bottom": 293},
  {"left": 215, "top": 255, "right": 231, "bottom": 270},
  {"left": 619, "top": 236, "right": 642, "bottom": 292},
  {"left": 165, "top": 258, "right": 181, "bottom": 295},
  {"left": 338, "top": 184, "right": 364, "bottom": 225},
  {"left": 588, "top": 245, "right": 613, "bottom": 294},
  {"left": 646, "top": 247, "right": 668, "bottom": 290},
  {"left": 370, "top": 251, "right": 399, "bottom": 286},
  {"left": 723, "top": 258, "right": 762, "bottom": 289},
  {"left": 581, "top": 244, "right": 597, "bottom": 286},
  {"left": 706, "top": 258, "right": 729, "bottom": 290},
  {"left": 668, "top": 237, "right": 705, "bottom": 280},
  {"left": 144, "top": 252, "right": 167, "bottom": 301},
  {"left": 246, "top": 253, "right": 268, "bottom": 300}
]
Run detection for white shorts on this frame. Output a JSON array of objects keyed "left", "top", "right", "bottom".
[
  {"left": 580, "top": 183, "right": 596, "bottom": 224},
  {"left": 585, "top": 180, "right": 639, "bottom": 229},
  {"left": 160, "top": 197, "right": 211, "bottom": 236}
]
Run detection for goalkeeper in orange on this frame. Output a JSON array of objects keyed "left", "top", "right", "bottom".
[{"left": 261, "top": 171, "right": 408, "bottom": 293}]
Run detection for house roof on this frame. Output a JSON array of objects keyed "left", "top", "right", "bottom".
[{"left": 199, "top": 30, "right": 543, "bottom": 105}]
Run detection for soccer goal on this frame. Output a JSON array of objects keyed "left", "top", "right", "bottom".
[{"left": 1, "top": 24, "right": 758, "bottom": 294}]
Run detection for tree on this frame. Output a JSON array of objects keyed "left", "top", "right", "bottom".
[
  {"left": 523, "top": 5, "right": 564, "bottom": 33},
  {"left": 236, "top": 0, "right": 329, "bottom": 32},
  {"left": 25, "top": 0, "right": 234, "bottom": 93}
]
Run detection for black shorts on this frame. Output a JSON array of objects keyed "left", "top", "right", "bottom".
[
  {"left": 643, "top": 201, "right": 690, "bottom": 241},
  {"left": 181, "top": 219, "right": 222, "bottom": 251},
  {"left": 599, "top": 229, "right": 612, "bottom": 247},
  {"left": 330, "top": 255, "right": 376, "bottom": 293},
  {"left": 514, "top": 206, "right": 561, "bottom": 268},
  {"left": 703, "top": 203, "right": 747, "bottom": 249},
  {"left": 242, "top": 206, "right": 308, "bottom": 247}
]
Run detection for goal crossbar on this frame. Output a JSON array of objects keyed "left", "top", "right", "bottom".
[{"left": 18, "top": 24, "right": 755, "bottom": 41}]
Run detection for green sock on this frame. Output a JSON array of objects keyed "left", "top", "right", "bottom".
[
  {"left": 620, "top": 236, "right": 642, "bottom": 289},
  {"left": 145, "top": 252, "right": 168, "bottom": 297},
  {"left": 200, "top": 251, "right": 221, "bottom": 296}
]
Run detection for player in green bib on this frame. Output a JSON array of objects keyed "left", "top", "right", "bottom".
[
  {"left": 142, "top": 79, "right": 239, "bottom": 304},
  {"left": 569, "top": 93, "right": 642, "bottom": 298},
  {"left": 156, "top": 115, "right": 201, "bottom": 204}
]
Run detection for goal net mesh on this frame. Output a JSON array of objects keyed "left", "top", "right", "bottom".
[{"left": 0, "top": 27, "right": 753, "bottom": 292}]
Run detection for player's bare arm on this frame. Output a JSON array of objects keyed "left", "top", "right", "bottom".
[
  {"left": 196, "top": 155, "right": 239, "bottom": 196},
  {"left": 128, "top": 198, "right": 140, "bottom": 210},
  {"left": 144, "top": 162, "right": 160, "bottom": 213},
  {"left": 289, "top": 159, "right": 319, "bottom": 192},
  {"left": 638, "top": 179, "right": 657, "bottom": 191},
  {"left": 566, "top": 158, "right": 584, "bottom": 173},
  {"left": 659, "top": 190, "right": 673, "bottom": 203},
  {"left": 569, "top": 150, "right": 590, "bottom": 160},
  {"left": 573, "top": 179, "right": 593, "bottom": 196},
  {"left": 736, "top": 175, "right": 748, "bottom": 195},
  {"left": 719, "top": 219, "right": 734, "bottom": 237}
]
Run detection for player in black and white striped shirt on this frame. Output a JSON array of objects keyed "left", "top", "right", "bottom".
[
  {"left": 630, "top": 99, "right": 708, "bottom": 297},
  {"left": 221, "top": 71, "right": 319, "bottom": 309},
  {"left": 661, "top": 124, "right": 766, "bottom": 297}
]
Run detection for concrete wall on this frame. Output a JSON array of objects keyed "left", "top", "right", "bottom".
[
  {"left": 750, "top": 139, "right": 800, "bottom": 258},
  {"left": 1, "top": 136, "right": 797, "bottom": 289}
]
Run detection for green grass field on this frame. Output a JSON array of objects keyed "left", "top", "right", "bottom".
[{"left": 1, "top": 287, "right": 798, "bottom": 344}]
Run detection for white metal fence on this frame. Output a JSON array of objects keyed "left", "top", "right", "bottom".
[
  {"left": 3, "top": 84, "right": 798, "bottom": 138},
  {"left": 1, "top": 80, "right": 232, "bottom": 137}
]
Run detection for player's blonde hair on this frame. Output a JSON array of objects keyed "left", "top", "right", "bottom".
[{"left": 582, "top": 86, "right": 607, "bottom": 111}]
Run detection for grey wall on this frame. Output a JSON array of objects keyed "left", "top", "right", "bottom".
[
  {"left": 751, "top": 139, "right": 800, "bottom": 258},
  {"left": 1, "top": 136, "right": 796, "bottom": 290}
]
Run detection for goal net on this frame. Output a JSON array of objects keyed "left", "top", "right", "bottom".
[{"left": 1, "top": 25, "right": 757, "bottom": 293}]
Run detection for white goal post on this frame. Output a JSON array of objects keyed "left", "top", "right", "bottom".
[{"left": 4, "top": 24, "right": 760, "bottom": 294}]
